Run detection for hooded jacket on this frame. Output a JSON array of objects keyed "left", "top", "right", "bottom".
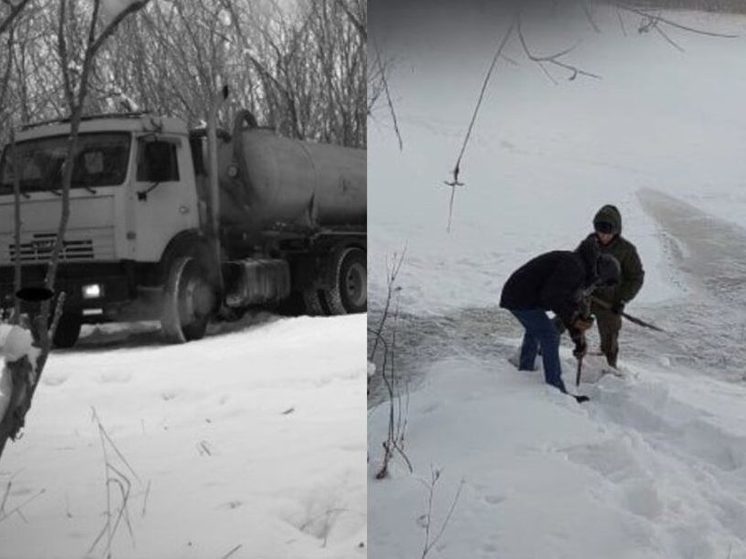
[
  {"left": 500, "top": 238, "right": 599, "bottom": 327},
  {"left": 585, "top": 205, "right": 645, "bottom": 304}
]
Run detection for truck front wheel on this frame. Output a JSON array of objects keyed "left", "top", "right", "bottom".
[
  {"left": 302, "top": 288, "right": 329, "bottom": 316},
  {"left": 161, "top": 256, "right": 216, "bottom": 343},
  {"left": 53, "top": 313, "right": 82, "bottom": 349},
  {"left": 323, "top": 247, "right": 367, "bottom": 314}
]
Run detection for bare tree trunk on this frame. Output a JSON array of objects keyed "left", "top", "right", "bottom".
[
  {"left": 0, "top": 0, "right": 152, "bottom": 463},
  {"left": 11, "top": 132, "right": 22, "bottom": 322}
]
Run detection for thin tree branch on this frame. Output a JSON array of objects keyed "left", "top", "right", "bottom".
[
  {"left": 331, "top": 0, "right": 365, "bottom": 42},
  {"left": 90, "top": 0, "right": 152, "bottom": 55},
  {"left": 0, "top": 0, "right": 30, "bottom": 37},
  {"left": 57, "top": 0, "right": 74, "bottom": 110},
  {"left": 517, "top": 13, "right": 601, "bottom": 81},
  {"left": 580, "top": 1, "right": 600, "bottom": 33},
  {"left": 615, "top": 2, "right": 738, "bottom": 38},
  {"left": 654, "top": 21, "right": 685, "bottom": 52},
  {"left": 617, "top": 7, "right": 627, "bottom": 37},
  {"left": 372, "top": 40, "right": 402, "bottom": 150}
]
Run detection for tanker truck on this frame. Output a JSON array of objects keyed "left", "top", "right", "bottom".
[{"left": 0, "top": 103, "right": 366, "bottom": 348}]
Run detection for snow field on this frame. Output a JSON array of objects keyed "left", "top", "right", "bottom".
[{"left": 0, "top": 314, "right": 366, "bottom": 559}]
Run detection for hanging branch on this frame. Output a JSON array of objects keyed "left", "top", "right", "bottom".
[
  {"left": 617, "top": 7, "right": 628, "bottom": 37},
  {"left": 614, "top": 2, "right": 738, "bottom": 39},
  {"left": 653, "top": 20, "right": 685, "bottom": 52},
  {"left": 580, "top": 1, "right": 600, "bottom": 34},
  {"left": 372, "top": 38, "right": 402, "bottom": 151},
  {"left": 443, "top": 18, "right": 515, "bottom": 233},
  {"left": 516, "top": 12, "right": 601, "bottom": 84}
]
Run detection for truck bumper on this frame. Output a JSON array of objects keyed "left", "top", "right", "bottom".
[{"left": 0, "top": 262, "right": 161, "bottom": 323}]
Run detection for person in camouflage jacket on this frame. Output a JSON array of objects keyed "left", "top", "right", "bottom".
[{"left": 580, "top": 204, "right": 645, "bottom": 368}]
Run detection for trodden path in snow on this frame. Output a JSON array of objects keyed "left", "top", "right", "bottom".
[{"left": 578, "top": 369, "right": 746, "bottom": 558}]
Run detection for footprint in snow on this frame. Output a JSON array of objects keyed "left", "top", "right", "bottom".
[
  {"left": 98, "top": 371, "right": 132, "bottom": 384},
  {"left": 483, "top": 494, "right": 506, "bottom": 506},
  {"left": 43, "top": 374, "right": 69, "bottom": 386}
]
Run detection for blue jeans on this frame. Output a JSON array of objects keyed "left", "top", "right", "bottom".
[{"left": 509, "top": 309, "right": 566, "bottom": 393}]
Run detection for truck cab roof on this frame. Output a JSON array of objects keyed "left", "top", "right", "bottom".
[{"left": 16, "top": 114, "right": 189, "bottom": 142}]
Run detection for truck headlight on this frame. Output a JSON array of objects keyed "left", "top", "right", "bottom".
[{"left": 82, "top": 284, "right": 103, "bottom": 299}]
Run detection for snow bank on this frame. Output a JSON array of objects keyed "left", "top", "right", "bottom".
[{"left": 369, "top": 353, "right": 746, "bottom": 558}]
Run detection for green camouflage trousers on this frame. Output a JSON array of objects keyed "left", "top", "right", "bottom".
[{"left": 591, "top": 303, "right": 622, "bottom": 368}]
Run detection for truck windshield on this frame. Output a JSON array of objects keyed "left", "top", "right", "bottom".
[{"left": 0, "top": 132, "right": 131, "bottom": 195}]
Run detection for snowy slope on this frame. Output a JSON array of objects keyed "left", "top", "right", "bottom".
[
  {"left": 369, "top": 5, "right": 746, "bottom": 559},
  {"left": 0, "top": 314, "right": 366, "bottom": 559},
  {"left": 369, "top": 354, "right": 746, "bottom": 559}
]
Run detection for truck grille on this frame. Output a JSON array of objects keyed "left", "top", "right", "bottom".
[{"left": 8, "top": 230, "right": 114, "bottom": 263}]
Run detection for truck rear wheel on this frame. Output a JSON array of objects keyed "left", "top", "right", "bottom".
[
  {"left": 162, "top": 256, "right": 216, "bottom": 343},
  {"left": 323, "top": 247, "right": 367, "bottom": 314},
  {"left": 53, "top": 313, "right": 82, "bottom": 349}
]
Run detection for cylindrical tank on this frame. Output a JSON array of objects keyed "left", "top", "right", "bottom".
[{"left": 217, "top": 113, "right": 365, "bottom": 235}]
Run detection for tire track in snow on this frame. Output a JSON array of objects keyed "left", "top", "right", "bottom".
[{"left": 629, "top": 188, "right": 746, "bottom": 380}]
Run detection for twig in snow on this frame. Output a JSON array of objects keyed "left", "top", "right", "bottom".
[
  {"left": 0, "top": 487, "right": 45, "bottom": 523},
  {"left": 141, "top": 480, "right": 151, "bottom": 518},
  {"left": 0, "top": 481, "right": 10, "bottom": 514},
  {"left": 91, "top": 408, "right": 140, "bottom": 482},
  {"left": 369, "top": 249, "right": 406, "bottom": 360},
  {"left": 88, "top": 408, "right": 139, "bottom": 556},
  {"left": 197, "top": 440, "right": 212, "bottom": 456},
  {"left": 219, "top": 544, "right": 242, "bottom": 559},
  {"left": 369, "top": 327, "right": 413, "bottom": 479},
  {"left": 419, "top": 468, "right": 465, "bottom": 559},
  {"left": 369, "top": 249, "right": 413, "bottom": 478}
]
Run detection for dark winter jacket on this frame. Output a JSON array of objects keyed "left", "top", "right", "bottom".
[
  {"left": 585, "top": 205, "right": 645, "bottom": 305},
  {"left": 500, "top": 238, "right": 599, "bottom": 327}
]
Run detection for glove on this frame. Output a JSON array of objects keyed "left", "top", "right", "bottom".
[
  {"left": 572, "top": 334, "right": 587, "bottom": 358},
  {"left": 611, "top": 300, "right": 626, "bottom": 315},
  {"left": 572, "top": 315, "right": 594, "bottom": 332}
]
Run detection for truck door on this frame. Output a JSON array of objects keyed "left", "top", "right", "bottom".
[{"left": 130, "top": 137, "right": 199, "bottom": 262}]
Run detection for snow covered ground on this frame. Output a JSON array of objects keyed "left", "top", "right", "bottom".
[
  {"left": 0, "top": 314, "right": 366, "bottom": 559},
  {"left": 369, "top": 4, "right": 746, "bottom": 558}
]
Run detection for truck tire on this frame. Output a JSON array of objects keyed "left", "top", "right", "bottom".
[
  {"left": 53, "top": 313, "right": 82, "bottom": 349},
  {"left": 302, "top": 288, "right": 329, "bottom": 316},
  {"left": 161, "top": 256, "right": 216, "bottom": 343},
  {"left": 323, "top": 247, "right": 367, "bottom": 314}
]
